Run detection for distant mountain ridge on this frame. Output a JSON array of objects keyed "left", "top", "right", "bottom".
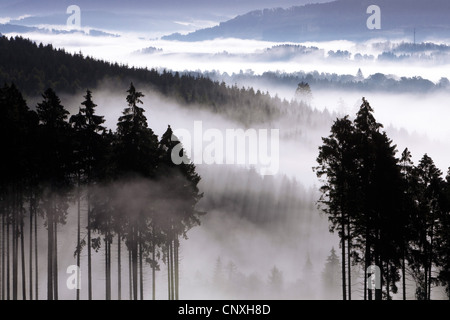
[
  {"left": 0, "top": 23, "right": 118, "bottom": 37},
  {"left": 163, "top": 0, "right": 450, "bottom": 42}
]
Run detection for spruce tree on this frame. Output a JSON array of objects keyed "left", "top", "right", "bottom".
[{"left": 36, "top": 88, "right": 73, "bottom": 300}]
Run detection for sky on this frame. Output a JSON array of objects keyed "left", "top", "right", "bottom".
[{"left": 0, "top": 0, "right": 331, "bottom": 36}]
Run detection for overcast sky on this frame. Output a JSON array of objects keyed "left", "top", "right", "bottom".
[{"left": 0, "top": 0, "right": 333, "bottom": 34}]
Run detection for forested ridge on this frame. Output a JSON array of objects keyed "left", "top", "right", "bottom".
[{"left": 0, "top": 36, "right": 285, "bottom": 125}]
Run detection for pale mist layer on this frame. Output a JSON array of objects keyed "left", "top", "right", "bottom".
[
  {"left": 10, "top": 31, "right": 450, "bottom": 299},
  {"left": 22, "top": 74, "right": 450, "bottom": 299}
]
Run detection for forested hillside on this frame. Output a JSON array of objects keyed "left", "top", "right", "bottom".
[{"left": 0, "top": 36, "right": 284, "bottom": 125}]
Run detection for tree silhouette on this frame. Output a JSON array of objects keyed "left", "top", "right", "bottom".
[
  {"left": 157, "top": 125, "right": 203, "bottom": 300},
  {"left": 322, "top": 247, "right": 341, "bottom": 299},
  {"left": 70, "top": 89, "right": 106, "bottom": 300},
  {"left": 317, "top": 98, "right": 416, "bottom": 300},
  {"left": 268, "top": 266, "right": 283, "bottom": 295},
  {"left": 36, "top": 88, "right": 73, "bottom": 300}
]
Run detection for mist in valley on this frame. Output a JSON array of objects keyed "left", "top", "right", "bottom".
[
  {"left": 16, "top": 68, "right": 450, "bottom": 300},
  {"left": 2, "top": 11, "right": 450, "bottom": 298}
]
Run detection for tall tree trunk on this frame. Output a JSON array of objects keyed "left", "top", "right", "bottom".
[
  {"left": 29, "top": 196, "right": 33, "bottom": 300},
  {"left": 170, "top": 239, "right": 174, "bottom": 301},
  {"left": 53, "top": 220, "right": 58, "bottom": 300},
  {"left": 105, "top": 233, "right": 111, "bottom": 300},
  {"left": 402, "top": 247, "right": 406, "bottom": 300},
  {"left": 347, "top": 222, "right": 351, "bottom": 301},
  {"left": 428, "top": 223, "right": 434, "bottom": 300},
  {"left": 139, "top": 231, "right": 143, "bottom": 300},
  {"left": 428, "top": 248, "right": 432, "bottom": 300},
  {"left": 152, "top": 229, "right": 156, "bottom": 301},
  {"left": 1, "top": 212, "right": 5, "bottom": 300},
  {"left": 175, "top": 236, "right": 179, "bottom": 300},
  {"left": 7, "top": 215, "right": 10, "bottom": 301},
  {"left": 34, "top": 202, "right": 38, "bottom": 300},
  {"left": 424, "top": 242, "right": 428, "bottom": 300},
  {"left": 167, "top": 245, "right": 171, "bottom": 300},
  {"left": 365, "top": 229, "right": 371, "bottom": 300},
  {"left": 76, "top": 184, "right": 81, "bottom": 300},
  {"left": 374, "top": 232, "right": 382, "bottom": 301},
  {"left": 87, "top": 199, "right": 92, "bottom": 300},
  {"left": 109, "top": 236, "right": 111, "bottom": 300},
  {"left": 12, "top": 199, "right": 17, "bottom": 300},
  {"left": 105, "top": 235, "right": 108, "bottom": 300},
  {"left": 132, "top": 224, "right": 138, "bottom": 300},
  {"left": 20, "top": 218, "right": 26, "bottom": 300},
  {"left": 340, "top": 211, "right": 346, "bottom": 301},
  {"left": 47, "top": 210, "right": 53, "bottom": 301},
  {"left": 129, "top": 248, "right": 132, "bottom": 300},
  {"left": 118, "top": 232, "right": 121, "bottom": 301},
  {"left": 108, "top": 233, "right": 111, "bottom": 300},
  {"left": 386, "top": 261, "right": 390, "bottom": 300}
]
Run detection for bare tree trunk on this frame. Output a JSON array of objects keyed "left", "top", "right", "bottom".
[
  {"left": 53, "top": 220, "right": 58, "bottom": 300},
  {"left": 347, "top": 222, "right": 351, "bottom": 300},
  {"left": 108, "top": 234, "right": 111, "bottom": 300},
  {"left": 87, "top": 199, "right": 92, "bottom": 300},
  {"left": 365, "top": 231, "right": 370, "bottom": 300},
  {"left": 6, "top": 212, "right": 10, "bottom": 301},
  {"left": 76, "top": 184, "right": 81, "bottom": 300},
  {"left": 118, "top": 232, "right": 121, "bottom": 300},
  {"left": 34, "top": 203, "right": 38, "bottom": 300},
  {"left": 374, "top": 232, "right": 382, "bottom": 301},
  {"left": 6, "top": 215, "right": 10, "bottom": 301},
  {"left": 105, "top": 236, "right": 108, "bottom": 300},
  {"left": 129, "top": 248, "right": 132, "bottom": 300},
  {"left": 1, "top": 212, "right": 5, "bottom": 300},
  {"left": 424, "top": 243, "right": 428, "bottom": 300},
  {"left": 132, "top": 225, "right": 138, "bottom": 300},
  {"left": 402, "top": 247, "right": 406, "bottom": 300},
  {"left": 152, "top": 227, "right": 156, "bottom": 301},
  {"left": 428, "top": 227, "right": 434, "bottom": 300},
  {"left": 20, "top": 218, "right": 26, "bottom": 300},
  {"left": 175, "top": 236, "right": 179, "bottom": 300},
  {"left": 105, "top": 233, "right": 111, "bottom": 300},
  {"left": 12, "top": 199, "right": 17, "bottom": 300},
  {"left": 386, "top": 261, "right": 390, "bottom": 299},
  {"left": 47, "top": 210, "right": 53, "bottom": 300},
  {"left": 29, "top": 197, "right": 33, "bottom": 300},
  {"left": 170, "top": 239, "right": 174, "bottom": 301},
  {"left": 167, "top": 246, "right": 171, "bottom": 300},
  {"left": 341, "top": 211, "right": 346, "bottom": 301},
  {"left": 139, "top": 231, "right": 143, "bottom": 300}
]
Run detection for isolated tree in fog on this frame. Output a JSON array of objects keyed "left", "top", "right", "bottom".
[
  {"left": 295, "top": 82, "right": 312, "bottom": 102},
  {"left": 268, "top": 266, "right": 283, "bottom": 294},
  {"left": 36, "top": 88, "right": 73, "bottom": 300},
  {"left": 322, "top": 247, "right": 341, "bottom": 299}
]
